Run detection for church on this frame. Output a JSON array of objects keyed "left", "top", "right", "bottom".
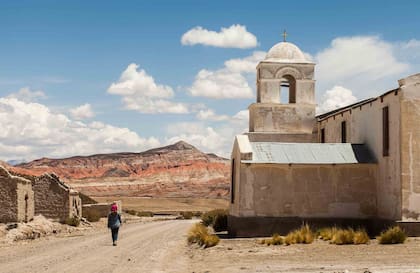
[{"left": 228, "top": 38, "right": 420, "bottom": 237}]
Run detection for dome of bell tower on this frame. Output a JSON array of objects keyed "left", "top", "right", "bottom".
[{"left": 265, "top": 42, "right": 310, "bottom": 63}]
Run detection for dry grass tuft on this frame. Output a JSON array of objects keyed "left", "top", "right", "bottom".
[
  {"left": 317, "top": 227, "right": 337, "bottom": 241},
  {"left": 187, "top": 223, "right": 220, "bottom": 248},
  {"left": 353, "top": 229, "right": 370, "bottom": 244},
  {"left": 379, "top": 226, "right": 407, "bottom": 244},
  {"left": 285, "top": 224, "right": 314, "bottom": 245},
  {"left": 261, "top": 233, "right": 284, "bottom": 246},
  {"left": 331, "top": 228, "right": 354, "bottom": 245}
]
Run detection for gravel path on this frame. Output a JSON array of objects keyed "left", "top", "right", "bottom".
[{"left": 0, "top": 220, "right": 195, "bottom": 273}]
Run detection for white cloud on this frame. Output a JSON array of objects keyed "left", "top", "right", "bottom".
[
  {"left": 181, "top": 24, "right": 258, "bottom": 49},
  {"left": 196, "top": 108, "right": 229, "bottom": 121},
  {"left": 70, "top": 103, "right": 95, "bottom": 120},
  {"left": 317, "top": 86, "right": 358, "bottom": 114},
  {"left": 108, "top": 63, "right": 189, "bottom": 114},
  {"left": 7, "top": 87, "right": 47, "bottom": 103},
  {"left": 224, "top": 51, "right": 266, "bottom": 73},
  {"left": 0, "top": 97, "right": 160, "bottom": 161},
  {"left": 188, "top": 51, "right": 265, "bottom": 99},
  {"left": 189, "top": 69, "right": 253, "bottom": 99},
  {"left": 316, "top": 36, "right": 410, "bottom": 100}
]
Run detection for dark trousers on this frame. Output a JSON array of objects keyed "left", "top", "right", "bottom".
[{"left": 111, "top": 227, "right": 119, "bottom": 242}]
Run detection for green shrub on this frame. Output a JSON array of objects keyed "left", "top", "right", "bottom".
[
  {"left": 64, "top": 216, "right": 80, "bottom": 227},
  {"left": 201, "top": 209, "right": 228, "bottom": 232},
  {"left": 187, "top": 223, "right": 220, "bottom": 248},
  {"left": 353, "top": 229, "right": 370, "bottom": 244},
  {"left": 285, "top": 224, "right": 314, "bottom": 245},
  {"left": 331, "top": 228, "right": 354, "bottom": 245},
  {"left": 84, "top": 210, "right": 101, "bottom": 222},
  {"left": 180, "top": 211, "right": 193, "bottom": 219},
  {"left": 379, "top": 226, "right": 407, "bottom": 244}
]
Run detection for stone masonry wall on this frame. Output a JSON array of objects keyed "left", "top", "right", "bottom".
[
  {"left": 32, "top": 174, "right": 76, "bottom": 221},
  {"left": 0, "top": 166, "right": 34, "bottom": 223}
]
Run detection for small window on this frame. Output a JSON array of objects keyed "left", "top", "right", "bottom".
[
  {"left": 341, "top": 121, "right": 347, "bottom": 143},
  {"left": 231, "top": 159, "right": 235, "bottom": 204},
  {"left": 383, "top": 106, "right": 389, "bottom": 156},
  {"left": 321, "top": 128, "right": 325, "bottom": 143}
]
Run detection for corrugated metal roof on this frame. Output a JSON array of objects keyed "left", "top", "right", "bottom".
[{"left": 242, "top": 142, "right": 376, "bottom": 164}]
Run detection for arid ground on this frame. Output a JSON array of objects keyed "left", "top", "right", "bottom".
[
  {"left": 93, "top": 197, "right": 229, "bottom": 213},
  {"left": 1, "top": 219, "right": 420, "bottom": 273}
]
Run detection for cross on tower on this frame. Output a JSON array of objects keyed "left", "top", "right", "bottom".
[{"left": 282, "top": 30, "right": 287, "bottom": 42}]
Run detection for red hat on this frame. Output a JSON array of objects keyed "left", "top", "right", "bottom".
[{"left": 111, "top": 204, "right": 118, "bottom": 212}]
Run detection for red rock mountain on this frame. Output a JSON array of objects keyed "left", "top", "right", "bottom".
[{"left": 14, "top": 141, "right": 230, "bottom": 198}]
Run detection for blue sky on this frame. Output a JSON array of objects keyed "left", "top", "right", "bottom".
[{"left": 1, "top": 0, "right": 420, "bottom": 161}]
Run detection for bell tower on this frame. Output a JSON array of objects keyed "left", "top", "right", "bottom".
[{"left": 248, "top": 39, "right": 316, "bottom": 142}]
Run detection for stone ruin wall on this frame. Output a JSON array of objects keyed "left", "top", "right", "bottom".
[
  {"left": 0, "top": 166, "right": 34, "bottom": 223},
  {"left": 32, "top": 174, "right": 82, "bottom": 221}
]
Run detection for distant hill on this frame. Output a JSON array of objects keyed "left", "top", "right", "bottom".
[
  {"left": 14, "top": 141, "right": 230, "bottom": 198},
  {"left": 7, "top": 159, "right": 27, "bottom": 166}
]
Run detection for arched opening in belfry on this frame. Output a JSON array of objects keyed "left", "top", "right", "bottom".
[{"left": 280, "top": 75, "right": 296, "bottom": 104}]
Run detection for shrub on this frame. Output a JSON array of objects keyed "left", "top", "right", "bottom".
[
  {"left": 353, "top": 229, "right": 370, "bottom": 244},
  {"left": 213, "top": 213, "right": 227, "bottom": 232},
  {"left": 137, "top": 211, "right": 154, "bottom": 217},
  {"left": 379, "top": 226, "right": 407, "bottom": 244},
  {"left": 285, "top": 224, "right": 314, "bottom": 245},
  {"left": 201, "top": 209, "right": 228, "bottom": 232},
  {"left": 317, "top": 227, "right": 337, "bottom": 241},
  {"left": 84, "top": 210, "right": 101, "bottom": 222},
  {"left": 180, "top": 211, "right": 193, "bottom": 220},
  {"left": 331, "top": 228, "right": 355, "bottom": 245},
  {"left": 193, "top": 211, "right": 203, "bottom": 218},
  {"left": 125, "top": 209, "right": 137, "bottom": 216},
  {"left": 187, "top": 223, "right": 220, "bottom": 248},
  {"left": 263, "top": 233, "right": 284, "bottom": 246},
  {"left": 64, "top": 216, "right": 80, "bottom": 227}
]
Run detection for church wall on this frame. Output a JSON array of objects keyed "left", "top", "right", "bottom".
[
  {"left": 318, "top": 91, "right": 402, "bottom": 220},
  {"left": 234, "top": 163, "right": 377, "bottom": 218},
  {"left": 399, "top": 75, "right": 420, "bottom": 221}
]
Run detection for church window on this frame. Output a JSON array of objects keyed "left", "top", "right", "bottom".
[
  {"left": 341, "top": 121, "right": 347, "bottom": 143},
  {"left": 383, "top": 106, "right": 389, "bottom": 156},
  {"left": 231, "top": 159, "right": 235, "bottom": 204},
  {"left": 280, "top": 75, "right": 296, "bottom": 104}
]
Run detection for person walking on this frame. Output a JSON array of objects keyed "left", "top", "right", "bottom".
[{"left": 107, "top": 203, "right": 122, "bottom": 246}]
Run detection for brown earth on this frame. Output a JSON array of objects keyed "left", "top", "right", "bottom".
[
  {"left": 0, "top": 220, "right": 419, "bottom": 273},
  {"left": 93, "top": 196, "right": 229, "bottom": 213},
  {"left": 11, "top": 141, "right": 230, "bottom": 198}
]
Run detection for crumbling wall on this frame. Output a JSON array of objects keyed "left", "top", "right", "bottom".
[
  {"left": 32, "top": 174, "right": 76, "bottom": 221},
  {"left": 82, "top": 200, "right": 122, "bottom": 218},
  {"left": 0, "top": 166, "right": 34, "bottom": 223}
]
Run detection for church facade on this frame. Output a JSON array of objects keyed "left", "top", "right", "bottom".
[{"left": 228, "top": 40, "right": 420, "bottom": 237}]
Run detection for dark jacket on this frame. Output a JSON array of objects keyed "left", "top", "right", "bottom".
[{"left": 107, "top": 212, "right": 122, "bottom": 229}]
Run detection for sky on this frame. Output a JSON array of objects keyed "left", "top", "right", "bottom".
[{"left": 1, "top": 0, "right": 420, "bottom": 161}]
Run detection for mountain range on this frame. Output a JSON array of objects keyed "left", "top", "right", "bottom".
[{"left": 7, "top": 141, "right": 230, "bottom": 198}]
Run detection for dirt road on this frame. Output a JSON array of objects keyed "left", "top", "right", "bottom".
[
  {"left": 0, "top": 220, "right": 195, "bottom": 273},
  {"left": 1, "top": 219, "right": 420, "bottom": 273}
]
